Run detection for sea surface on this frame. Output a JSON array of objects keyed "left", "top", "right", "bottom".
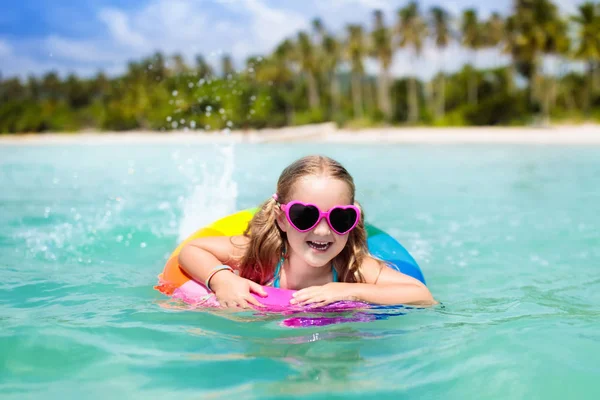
[{"left": 1, "top": 141, "right": 599, "bottom": 399}]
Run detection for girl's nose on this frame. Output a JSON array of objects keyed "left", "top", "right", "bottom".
[{"left": 313, "top": 217, "right": 331, "bottom": 236}]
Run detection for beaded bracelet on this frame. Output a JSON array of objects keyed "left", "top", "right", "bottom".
[{"left": 205, "top": 265, "right": 234, "bottom": 291}]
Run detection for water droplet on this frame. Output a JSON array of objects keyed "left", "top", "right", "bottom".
[
  {"left": 215, "top": 96, "right": 221, "bottom": 101},
  {"left": 205, "top": 124, "right": 211, "bottom": 130},
  {"left": 226, "top": 121, "right": 233, "bottom": 127},
  {"left": 140, "top": 242, "right": 147, "bottom": 248},
  {"left": 188, "top": 82, "right": 194, "bottom": 88},
  {"left": 250, "top": 95, "right": 256, "bottom": 101},
  {"left": 205, "top": 112, "right": 211, "bottom": 117},
  {"left": 206, "top": 105, "right": 212, "bottom": 111},
  {"left": 222, "top": 128, "right": 231, "bottom": 135},
  {"left": 198, "top": 78, "right": 205, "bottom": 86},
  {"left": 190, "top": 121, "right": 196, "bottom": 129},
  {"left": 171, "top": 121, "right": 179, "bottom": 129},
  {"left": 116, "top": 235, "right": 124, "bottom": 242},
  {"left": 219, "top": 108, "right": 225, "bottom": 114},
  {"left": 250, "top": 109, "right": 256, "bottom": 114},
  {"left": 180, "top": 119, "right": 185, "bottom": 124},
  {"left": 172, "top": 90, "right": 178, "bottom": 96},
  {"left": 166, "top": 116, "right": 172, "bottom": 122}
]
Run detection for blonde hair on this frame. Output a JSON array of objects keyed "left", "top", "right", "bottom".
[{"left": 237, "top": 155, "right": 370, "bottom": 284}]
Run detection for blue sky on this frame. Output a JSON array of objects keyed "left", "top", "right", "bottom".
[{"left": 0, "top": 0, "right": 586, "bottom": 80}]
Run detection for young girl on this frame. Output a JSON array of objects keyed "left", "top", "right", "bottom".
[{"left": 178, "top": 155, "right": 435, "bottom": 309}]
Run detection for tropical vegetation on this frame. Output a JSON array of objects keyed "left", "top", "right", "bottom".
[{"left": 1, "top": 0, "right": 600, "bottom": 133}]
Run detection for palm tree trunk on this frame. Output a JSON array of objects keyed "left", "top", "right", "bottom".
[
  {"left": 330, "top": 71, "right": 340, "bottom": 118},
  {"left": 468, "top": 51, "right": 478, "bottom": 105},
  {"left": 351, "top": 72, "right": 363, "bottom": 118},
  {"left": 408, "top": 77, "right": 418, "bottom": 123},
  {"left": 437, "top": 74, "right": 445, "bottom": 119},
  {"left": 307, "top": 72, "right": 320, "bottom": 109},
  {"left": 542, "top": 77, "right": 551, "bottom": 126},
  {"left": 377, "top": 67, "right": 392, "bottom": 120},
  {"left": 407, "top": 52, "right": 419, "bottom": 124},
  {"left": 593, "top": 61, "right": 600, "bottom": 93},
  {"left": 529, "top": 57, "right": 539, "bottom": 108}
]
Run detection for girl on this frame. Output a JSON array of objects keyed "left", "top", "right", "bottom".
[{"left": 178, "top": 155, "right": 435, "bottom": 309}]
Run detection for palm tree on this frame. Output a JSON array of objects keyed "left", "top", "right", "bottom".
[
  {"left": 171, "top": 53, "right": 189, "bottom": 75},
  {"left": 461, "top": 9, "right": 482, "bottom": 105},
  {"left": 254, "top": 39, "right": 296, "bottom": 124},
  {"left": 312, "top": 17, "right": 326, "bottom": 42},
  {"left": 346, "top": 24, "right": 366, "bottom": 118},
  {"left": 430, "top": 6, "right": 451, "bottom": 119},
  {"left": 484, "top": 13, "right": 505, "bottom": 65},
  {"left": 397, "top": 1, "right": 427, "bottom": 124},
  {"left": 296, "top": 31, "right": 320, "bottom": 110},
  {"left": 221, "top": 54, "right": 234, "bottom": 78},
  {"left": 510, "top": 0, "right": 551, "bottom": 106},
  {"left": 323, "top": 34, "right": 342, "bottom": 118},
  {"left": 371, "top": 9, "right": 393, "bottom": 120},
  {"left": 503, "top": 15, "right": 519, "bottom": 94},
  {"left": 194, "top": 55, "right": 213, "bottom": 79},
  {"left": 572, "top": 2, "right": 600, "bottom": 112}
]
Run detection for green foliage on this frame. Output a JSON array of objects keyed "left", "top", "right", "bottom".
[{"left": 2, "top": 1, "right": 600, "bottom": 133}]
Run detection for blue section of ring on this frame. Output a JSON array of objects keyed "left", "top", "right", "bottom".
[{"left": 367, "top": 231, "right": 426, "bottom": 285}]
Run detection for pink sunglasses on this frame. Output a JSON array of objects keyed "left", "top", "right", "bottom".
[{"left": 279, "top": 201, "right": 361, "bottom": 235}]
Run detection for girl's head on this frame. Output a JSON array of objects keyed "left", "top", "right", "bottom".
[{"left": 239, "top": 155, "right": 369, "bottom": 285}]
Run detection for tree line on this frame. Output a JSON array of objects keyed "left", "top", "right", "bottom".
[{"left": 1, "top": 0, "right": 600, "bottom": 134}]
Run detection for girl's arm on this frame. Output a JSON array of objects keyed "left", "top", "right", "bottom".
[
  {"left": 178, "top": 235, "right": 267, "bottom": 308},
  {"left": 178, "top": 235, "right": 243, "bottom": 282},
  {"left": 351, "top": 257, "right": 436, "bottom": 306},
  {"left": 291, "top": 257, "right": 436, "bottom": 307}
]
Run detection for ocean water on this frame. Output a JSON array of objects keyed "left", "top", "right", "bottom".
[{"left": 1, "top": 141, "right": 599, "bottom": 399}]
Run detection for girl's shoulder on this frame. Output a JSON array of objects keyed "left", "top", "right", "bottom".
[
  {"left": 358, "top": 255, "right": 386, "bottom": 284},
  {"left": 184, "top": 234, "right": 249, "bottom": 265}
]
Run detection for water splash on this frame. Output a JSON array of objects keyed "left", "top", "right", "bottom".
[{"left": 177, "top": 145, "right": 238, "bottom": 241}]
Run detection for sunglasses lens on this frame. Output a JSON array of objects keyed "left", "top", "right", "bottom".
[
  {"left": 329, "top": 207, "right": 358, "bottom": 233},
  {"left": 288, "top": 204, "right": 320, "bottom": 231}
]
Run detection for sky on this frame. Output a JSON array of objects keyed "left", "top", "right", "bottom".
[{"left": 0, "top": 0, "right": 588, "bottom": 81}]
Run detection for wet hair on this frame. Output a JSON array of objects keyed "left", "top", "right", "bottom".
[{"left": 236, "top": 155, "right": 370, "bottom": 284}]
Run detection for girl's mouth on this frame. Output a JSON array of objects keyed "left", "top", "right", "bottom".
[{"left": 307, "top": 241, "right": 331, "bottom": 252}]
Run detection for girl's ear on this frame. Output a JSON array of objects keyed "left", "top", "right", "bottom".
[{"left": 275, "top": 206, "right": 287, "bottom": 232}]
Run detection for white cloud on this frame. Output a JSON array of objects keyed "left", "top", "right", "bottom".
[
  {"left": 45, "top": 35, "right": 120, "bottom": 63},
  {"left": 2, "top": 0, "right": 589, "bottom": 80},
  {"left": 0, "top": 39, "right": 11, "bottom": 57},
  {"left": 98, "top": 9, "right": 149, "bottom": 49}
]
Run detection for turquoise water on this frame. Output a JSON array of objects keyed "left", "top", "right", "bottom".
[{"left": 1, "top": 142, "right": 599, "bottom": 399}]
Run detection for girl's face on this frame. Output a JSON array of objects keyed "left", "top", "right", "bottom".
[{"left": 276, "top": 175, "right": 353, "bottom": 269}]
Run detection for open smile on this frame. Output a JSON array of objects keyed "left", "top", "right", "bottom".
[{"left": 306, "top": 241, "right": 332, "bottom": 252}]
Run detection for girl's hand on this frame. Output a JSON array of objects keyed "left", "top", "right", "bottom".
[
  {"left": 210, "top": 271, "right": 267, "bottom": 309},
  {"left": 290, "top": 283, "right": 357, "bottom": 308}
]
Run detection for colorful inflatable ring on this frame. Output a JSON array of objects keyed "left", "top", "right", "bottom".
[{"left": 155, "top": 208, "right": 426, "bottom": 310}]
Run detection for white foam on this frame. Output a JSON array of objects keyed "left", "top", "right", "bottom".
[{"left": 177, "top": 144, "right": 238, "bottom": 241}]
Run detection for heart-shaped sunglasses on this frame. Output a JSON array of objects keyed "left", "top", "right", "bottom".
[{"left": 279, "top": 201, "right": 361, "bottom": 235}]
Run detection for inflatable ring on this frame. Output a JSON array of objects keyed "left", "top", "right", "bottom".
[{"left": 155, "top": 208, "right": 425, "bottom": 310}]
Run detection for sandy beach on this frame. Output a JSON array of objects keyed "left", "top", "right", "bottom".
[{"left": 2, "top": 123, "right": 600, "bottom": 145}]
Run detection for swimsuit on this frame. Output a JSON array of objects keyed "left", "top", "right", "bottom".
[{"left": 271, "top": 256, "right": 338, "bottom": 288}]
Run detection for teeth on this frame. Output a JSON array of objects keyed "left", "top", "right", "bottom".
[{"left": 307, "top": 241, "right": 331, "bottom": 251}]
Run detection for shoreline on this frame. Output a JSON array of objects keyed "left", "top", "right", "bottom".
[{"left": 2, "top": 123, "right": 600, "bottom": 145}]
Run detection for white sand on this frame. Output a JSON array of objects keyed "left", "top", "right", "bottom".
[{"left": 2, "top": 123, "right": 600, "bottom": 145}]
